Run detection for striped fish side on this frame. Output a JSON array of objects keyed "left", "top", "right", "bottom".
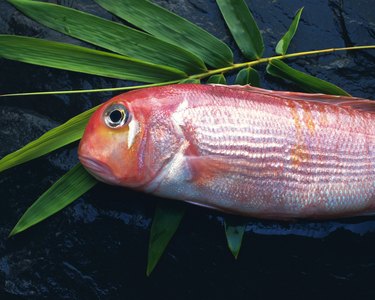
[{"left": 175, "top": 92, "right": 375, "bottom": 217}]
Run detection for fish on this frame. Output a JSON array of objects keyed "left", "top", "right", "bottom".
[{"left": 78, "top": 84, "right": 375, "bottom": 219}]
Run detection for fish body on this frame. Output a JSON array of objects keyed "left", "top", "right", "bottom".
[{"left": 78, "top": 84, "right": 375, "bottom": 219}]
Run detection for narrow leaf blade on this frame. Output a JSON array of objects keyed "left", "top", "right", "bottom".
[
  {"left": 94, "top": 0, "right": 233, "bottom": 68},
  {"left": 216, "top": 0, "right": 264, "bottom": 59},
  {"left": 147, "top": 201, "right": 185, "bottom": 276},
  {"left": 0, "top": 106, "right": 98, "bottom": 173},
  {"left": 207, "top": 74, "right": 227, "bottom": 84},
  {"left": 0, "top": 35, "right": 187, "bottom": 83},
  {"left": 235, "top": 67, "right": 260, "bottom": 86},
  {"left": 276, "top": 8, "right": 304, "bottom": 55},
  {"left": 266, "top": 59, "right": 350, "bottom": 96},
  {"left": 8, "top": 0, "right": 206, "bottom": 74},
  {"left": 224, "top": 218, "right": 246, "bottom": 259},
  {"left": 9, "top": 163, "right": 97, "bottom": 236}
]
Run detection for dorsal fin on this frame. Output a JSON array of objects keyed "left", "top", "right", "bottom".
[{"left": 209, "top": 84, "right": 375, "bottom": 114}]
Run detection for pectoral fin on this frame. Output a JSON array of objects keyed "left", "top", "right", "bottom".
[{"left": 186, "top": 156, "right": 233, "bottom": 186}]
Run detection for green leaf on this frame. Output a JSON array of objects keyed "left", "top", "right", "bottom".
[
  {"left": 224, "top": 218, "right": 246, "bottom": 259},
  {"left": 235, "top": 67, "right": 260, "bottom": 86},
  {"left": 147, "top": 201, "right": 185, "bottom": 276},
  {"left": 94, "top": 0, "right": 233, "bottom": 68},
  {"left": 207, "top": 74, "right": 227, "bottom": 84},
  {"left": 276, "top": 8, "right": 304, "bottom": 55},
  {"left": 8, "top": 0, "right": 206, "bottom": 74},
  {"left": 216, "top": 0, "right": 264, "bottom": 60},
  {"left": 0, "top": 106, "right": 99, "bottom": 173},
  {"left": 0, "top": 35, "right": 187, "bottom": 83},
  {"left": 9, "top": 163, "right": 97, "bottom": 237},
  {"left": 266, "top": 59, "right": 350, "bottom": 96}
]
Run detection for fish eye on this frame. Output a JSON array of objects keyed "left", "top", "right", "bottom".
[{"left": 104, "top": 104, "right": 130, "bottom": 128}]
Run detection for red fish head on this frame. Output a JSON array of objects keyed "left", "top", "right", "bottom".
[{"left": 78, "top": 86, "right": 185, "bottom": 189}]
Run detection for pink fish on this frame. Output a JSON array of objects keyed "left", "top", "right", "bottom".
[{"left": 78, "top": 84, "right": 375, "bottom": 219}]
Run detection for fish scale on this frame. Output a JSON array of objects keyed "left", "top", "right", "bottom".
[
  {"left": 165, "top": 85, "right": 375, "bottom": 217},
  {"left": 78, "top": 84, "right": 375, "bottom": 219}
]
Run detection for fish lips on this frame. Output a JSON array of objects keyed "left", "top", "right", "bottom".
[{"left": 79, "top": 155, "right": 120, "bottom": 185}]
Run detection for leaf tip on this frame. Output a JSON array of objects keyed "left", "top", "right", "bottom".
[
  {"left": 275, "top": 40, "right": 284, "bottom": 55},
  {"left": 8, "top": 227, "right": 19, "bottom": 238},
  {"left": 228, "top": 246, "right": 241, "bottom": 260},
  {"left": 146, "top": 263, "right": 155, "bottom": 277},
  {"left": 8, "top": 219, "right": 25, "bottom": 238}
]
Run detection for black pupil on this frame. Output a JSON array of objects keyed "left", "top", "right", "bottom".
[{"left": 109, "top": 109, "right": 123, "bottom": 123}]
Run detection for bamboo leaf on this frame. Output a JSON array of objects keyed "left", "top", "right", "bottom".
[
  {"left": 9, "top": 163, "right": 97, "bottom": 237},
  {"left": 207, "top": 74, "right": 227, "bottom": 84},
  {"left": 216, "top": 0, "right": 264, "bottom": 59},
  {"left": 147, "top": 201, "right": 185, "bottom": 276},
  {"left": 224, "top": 218, "right": 246, "bottom": 259},
  {"left": 266, "top": 59, "right": 350, "bottom": 96},
  {"left": 235, "top": 67, "right": 260, "bottom": 86},
  {"left": 0, "top": 106, "right": 99, "bottom": 173},
  {"left": 94, "top": 0, "right": 233, "bottom": 68},
  {"left": 0, "top": 35, "right": 187, "bottom": 83},
  {"left": 8, "top": 0, "right": 206, "bottom": 74},
  {"left": 276, "top": 8, "right": 304, "bottom": 55}
]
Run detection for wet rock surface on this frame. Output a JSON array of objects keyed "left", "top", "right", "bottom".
[{"left": 0, "top": 0, "right": 375, "bottom": 299}]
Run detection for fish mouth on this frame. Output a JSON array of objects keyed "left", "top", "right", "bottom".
[{"left": 78, "top": 155, "right": 118, "bottom": 185}]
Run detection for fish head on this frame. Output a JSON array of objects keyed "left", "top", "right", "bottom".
[{"left": 78, "top": 86, "right": 186, "bottom": 189}]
